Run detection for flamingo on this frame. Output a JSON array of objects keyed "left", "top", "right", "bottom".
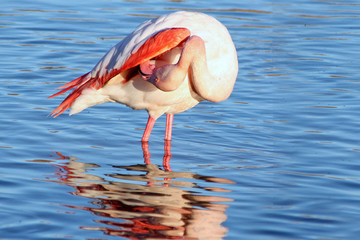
[{"left": 48, "top": 11, "right": 238, "bottom": 142}]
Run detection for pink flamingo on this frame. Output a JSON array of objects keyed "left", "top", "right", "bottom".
[{"left": 49, "top": 11, "right": 238, "bottom": 142}]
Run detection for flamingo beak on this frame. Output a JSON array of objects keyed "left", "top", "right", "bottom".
[{"left": 139, "top": 60, "right": 156, "bottom": 80}]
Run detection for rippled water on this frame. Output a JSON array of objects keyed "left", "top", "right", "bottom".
[{"left": 1, "top": 0, "right": 360, "bottom": 239}]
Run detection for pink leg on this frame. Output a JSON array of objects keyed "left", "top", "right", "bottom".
[
  {"left": 165, "top": 114, "right": 174, "bottom": 141},
  {"left": 141, "top": 141, "right": 151, "bottom": 165},
  {"left": 142, "top": 116, "right": 156, "bottom": 142},
  {"left": 163, "top": 140, "right": 172, "bottom": 172}
]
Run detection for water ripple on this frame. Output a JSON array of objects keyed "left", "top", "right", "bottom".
[{"left": 1, "top": 0, "right": 360, "bottom": 239}]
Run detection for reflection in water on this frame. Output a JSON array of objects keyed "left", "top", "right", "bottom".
[{"left": 50, "top": 143, "right": 234, "bottom": 239}]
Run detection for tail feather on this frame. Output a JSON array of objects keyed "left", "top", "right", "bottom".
[
  {"left": 57, "top": 73, "right": 88, "bottom": 89},
  {"left": 48, "top": 73, "right": 90, "bottom": 117},
  {"left": 47, "top": 70, "right": 123, "bottom": 118},
  {"left": 49, "top": 89, "right": 84, "bottom": 118}
]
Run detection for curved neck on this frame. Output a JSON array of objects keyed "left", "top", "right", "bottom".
[
  {"left": 178, "top": 36, "right": 231, "bottom": 103},
  {"left": 149, "top": 36, "right": 233, "bottom": 103}
]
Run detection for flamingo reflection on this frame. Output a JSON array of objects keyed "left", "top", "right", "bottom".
[{"left": 51, "top": 144, "right": 234, "bottom": 239}]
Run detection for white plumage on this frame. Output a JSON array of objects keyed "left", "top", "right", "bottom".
[{"left": 49, "top": 11, "right": 238, "bottom": 142}]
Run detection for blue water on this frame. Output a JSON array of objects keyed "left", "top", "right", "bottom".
[{"left": 1, "top": 0, "right": 360, "bottom": 239}]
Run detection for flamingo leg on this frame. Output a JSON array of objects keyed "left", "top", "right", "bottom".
[
  {"left": 163, "top": 140, "right": 172, "bottom": 172},
  {"left": 142, "top": 116, "right": 156, "bottom": 142},
  {"left": 141, "top": 141, "right": 151, "bottom": 165},
  {"left": 165, "top": 114, "right": 174, "bottom": 141}
]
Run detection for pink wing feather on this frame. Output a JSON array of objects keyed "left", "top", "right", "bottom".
[{"left": 48, "top": 27, "right": 190, "bottom": 117}]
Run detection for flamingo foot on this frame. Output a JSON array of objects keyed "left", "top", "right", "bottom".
[
  {"left": 163, "top": 140, "right": 172, "bottom": 172},
  {"left": 142, "top": 141, "right": 151, "bottom": 165}
]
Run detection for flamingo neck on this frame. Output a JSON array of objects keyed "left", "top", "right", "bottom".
[{"left": 149, "top": 36, "right": 231, "bottom": 103}]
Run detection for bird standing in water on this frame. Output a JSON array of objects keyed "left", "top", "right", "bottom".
[{"left": 49, "top": 11, "right": 238, "bottom": 142}]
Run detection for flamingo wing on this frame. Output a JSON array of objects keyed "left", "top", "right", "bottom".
[{"left": 48, "top": 27, "right": 190, "bottom": 117}]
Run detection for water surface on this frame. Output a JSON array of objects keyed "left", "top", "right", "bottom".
[{"left": 1, "top": 0, "right": 360, "bottom": 239}]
